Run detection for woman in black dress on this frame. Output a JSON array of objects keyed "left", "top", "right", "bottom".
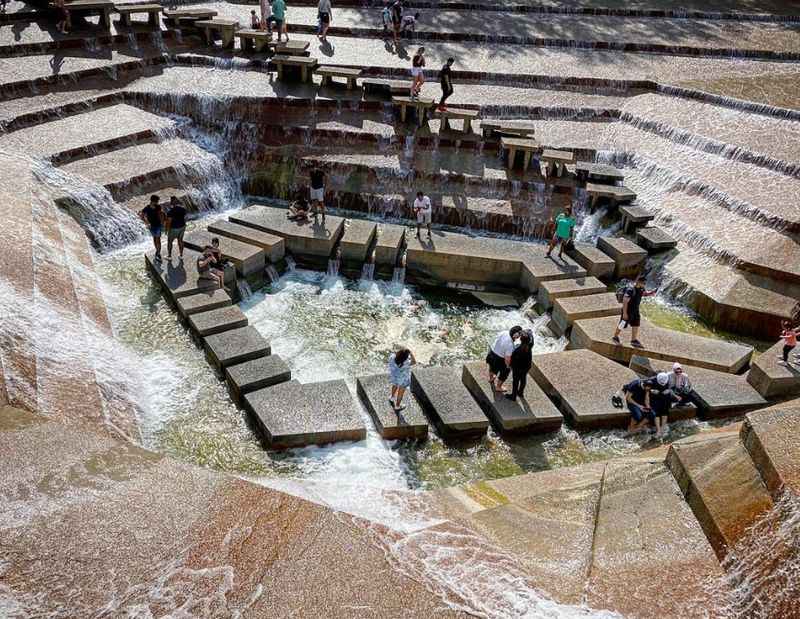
[{"left": 507, "top": 329, "right": 533, "bottom": 401}]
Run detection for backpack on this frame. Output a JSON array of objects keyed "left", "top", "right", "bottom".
[{"left": 615, "top": 282, "right": 632, "bottom": 304}]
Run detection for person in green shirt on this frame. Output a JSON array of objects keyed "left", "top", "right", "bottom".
[
  {"left": 546, "top": 206, "right": 577, "bottom": 260},
  {"left": 272, "top": 0, "right": 287, "bottom": 42}
]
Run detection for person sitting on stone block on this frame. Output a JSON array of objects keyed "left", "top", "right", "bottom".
[
  {"left": 621, "top": 377, "right": 654, "bottom": 434},
  {"left": 667, "top": 362, "right": 702, "bottom": 409},
  {"left": 197, "top": 248, "right": 228, "bottom": 293},
  {"left": 645, "top": 372, "right": 679, "bottom": 438},
  {"left": 288, "top": 196, "right": 311, "bottom": 222}
]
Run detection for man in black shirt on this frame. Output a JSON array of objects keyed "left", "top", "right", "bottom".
[
  {"left": 139, "top": 195, "right": 166, "bottom": 261},
  {"left": 309, "top": 167, "right": 326, "bottom": 222},
  {"left": 437, "top": 57, "right": 454, "bottom": 112},
  {"left": 390, "top": 0, "right": 403, "bottom": 45},
  {"left": 622, "top": 377, "right": 654, "bottom": 433},
  {"left": 165, "top": 196, "right": 188, "bottom": 259},
  {"left": 612, "top": 274, "right": 656, "bottom": 347}
]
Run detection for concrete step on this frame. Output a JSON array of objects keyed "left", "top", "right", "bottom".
[
  {"left": 356, "top": 373, "right": 428, "bottom": 440},
  {"left": 596, "top": 236, "right": 647, "bottom": 279},
  {"left": 187, "top": 304, "right": 248, "bottom": 337},
  {"left": 175, "top": 288, "right": 232, "bottom": 318},
  {"left": 747, "top": 340, "right": 800, "bottom": 400},
  {"left": 741, "top": 401, "right": 800, "bottom": 497},
  {"left": 183, "top": 228, "right": 266, "bottom": 278},
  {"left": 565, "top": 242, "right": 615, "bottom": 282},
  {"left": 550, "top": 292, "right": 620, "bottom": 336},
  {"left": 571, "top": 315, "right": 754, "bottom": 374},
  {"left": 635, "top": 225, "right": 677, "bottom": 252},
  {"left": 339, "top": 218, "right": 377, "bottom": 265},
  {"left": 225, "top": 354, "right": 292, "bottom": 407},
  {"left": 411, "top": 365, "right": 489, "bottom": 438},
  {"left": 207, "top": 219, "right": 285, "bottom": 264},
  {"left": 146, "top": 250, "right": 235, "bottom": 301},
  {"left": 666, "top": 432, "right": 774, "bottom": 558},
  {"left": 203, "top": 325, "right": 271, "bottom": 372},
  {"left": 536, "top": 275, "right": 606, "bottom": 311}
]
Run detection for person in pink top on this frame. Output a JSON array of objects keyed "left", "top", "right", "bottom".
[{"left": 779, "top": 320, "right": 799, "bottom": 365}]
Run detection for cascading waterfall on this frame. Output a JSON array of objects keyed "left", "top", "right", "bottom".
[
  {"left": 265, "top": 264, "right": 280, "bottom": 283},
  {"left": 237, "top": 280, "right": 253, "bottom": 300},
  {"left": 285, "top": 256, "right": 297, "bottom": 271}
]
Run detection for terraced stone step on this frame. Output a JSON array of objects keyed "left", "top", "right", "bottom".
[
  {"left": 244, "top": 379, "right": 366, "bottom": 449},
  {"left": 225, "top": 354, "right": 292, "bottom": 406},
  {"left": 207, "top": 219, "right": 285, "bottom": 263},
  {"left": 411, "top": 365, "right": 489, "bottom": 438},
  {"left": 356, "top": 374, "right": 428, "bottom": 440},
  {"left": 536, "top": 275, "right": 606, "bottom": 311},
  {"left": 183, "top": 228, "right": 265, "bottom": 278},
  {"left": 175, "top": 288, "right": 232, "bottom": 317},
  {"left": 550, "top": 292, "right": 620, "bottom": 335},
  {"left": 747, "top": 340, "right": 800, "bottom": 399},
  {"left": 373, "top": 221, "right": 406, "bottom": 268},
  {"left": 596, "top": 236, "right": 647, "bottom": 279},
  {"left": 635, "top": 225, "right": 677, "bottom": 252},
  {"left": 146, "top": 250, "right": 235, "bottom": 301},
  {"left": 203, "top": 325, "right": 271, "bottom": 371},
  {"left": 565, "top": 242, "right": 615, "bottom": 281},
  {"left": 188, "top": 304, "right": 248, "bottom": 337},
  {"left": 571, "top": 315, "right": 754, "bottom": 374},
  {"left": 741, "top": 401, "right": 800, "bottom": 496},
  {"left": 339, "top": 218, "right": 377, "bottom": 265}
]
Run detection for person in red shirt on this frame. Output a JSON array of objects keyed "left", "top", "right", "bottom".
[{"left": 779, "top": 320, "right": 799, "bottom": 365}]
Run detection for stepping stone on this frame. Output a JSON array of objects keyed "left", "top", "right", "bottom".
[
  {"left": 230, "top": 204, "right": 345, "bottom": 261},
  {"left": 536, "top": 276, "right": 606, "bottom": 311},
  {"left": 183, "top": 229, "right": 265, "bottom": 278},
  {"left": 207, "top": 219, "right": 285, "bottom": 263},
  {"left": 203, "top": 326, "right": 271, "bottom": 371},
  {"left": 742, "top": 401, "right": 800, "bottom": 496},
  {"left": 530, "top": 349, "right": 637, "bottom": 429},
  {"left": 566, "top": 242, "right": 615, "bottom": 281},
  {"left": 339, "top": 219, "right": 377, "bottom": 264},
  {"left": 461, "top": 362, "right": 562, "bottom": 434},
  {"left": 585, "top": 460, "right": 724, "bottom": 618},
  {"left": 586, "top": 183, "right": 636, "bottom": 206},
  {"left": 636, "top": 226, "right": 677, "bottom": 252},
  {"left": 373, "top": 222, "right": 406, "bottom": 267},
  {"left": 145, "top": 250, "right": 234, "bottom": 300},
  {"left": 244, "top": 379, "right": 366, "bottom": 449},
  {"left": 571, "top": 315, "right": 754, "bottom": 374},
  {"left": 551, "top": 292, "right": 620, "bottom": 336},
  {"left": 188, "top": 305, "right": 248, "bottom": 337},
  {"left": 175, "top": 289, "right": 231, "bottom": 317},
  {"left": 746, "top": 340, "right": 800, "bottom": 399},
  {"left": 575, "top": 162, "right": 624, "bottom": 184},
  {"left": 225, "top": 355, "right": 291, "bottom": 406},
  {"left": 666, "top": 433, "right": 773, "bottom": 557},
  {"left": 356, "top": 374, "right": 428, "bottom": 440},
  {"left": 411, "top": 366, "right": 489, "bottom": 438},
  {"left": 596, "top": 237, "right": 647, "bottom": 279},
  {"left": 619, "top": 204, "right": 654, "bottom": 233},
  {"left": 630, "top": 355, "right": 767, "bottom": 418}
]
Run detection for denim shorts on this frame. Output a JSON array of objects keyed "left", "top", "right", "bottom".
[
  {"left": 628, "top": 403, "right": 654, "bottom": 423},
  {"left": 150, "top": 225, "right": 162, "bottom": 238}
]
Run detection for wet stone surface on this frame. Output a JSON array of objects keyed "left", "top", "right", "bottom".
[
  {"left": 411, "top": 365, "right": 489, "bottom": 438},
  {"left": 356, "top": 373, "right": 428, "bottom": 440},
  {"left": 225, "top": 354, "right": 291, "bottom": 405},
  {"left": 203, "top": 325, "right": 271, "bottom": 370},
  {"left": 175, "top": 289, "right": 232, "bottom": 317},
  {"left": 188, "top": 304, "right": 248, "bottom": 337}
]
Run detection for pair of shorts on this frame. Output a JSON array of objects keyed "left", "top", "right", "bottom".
[
  {"left": 416, "top": 210, "right": 431, "bottom": 224},
  {"left": 486, "top": 350, "right": 510, "bottom": 382},
  {"left": 168, "top": 226, "right": 185, "bottom": 242},
  {"left": 149, "top": 225, "right": 162, "bottom": 237},
  {"left": 310, "top": 187, "right": 324, "bottom": 202},
  {"left": 618, "top": 312, "right": 641, "bottom": 329},
  {"left": 411, "top": 67, "right": 423, "bottom": 78},
  {"left": 318, "top": 11, "right": 330, "bottom": 23},
  {"left": 273, "top": 18, "right": 284, "bottom": 29},
  {"left": 628, "top": 403, "right": 654, "bottom": 423}
]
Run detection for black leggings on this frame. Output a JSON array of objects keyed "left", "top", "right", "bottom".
[
  {"left": 784, "top": 344, "right": 795, "bottom": 362},
  {"left": 511, "top": 370, "right": 527, "bottom": 398},
  {"left": 439, "top": 83, "right": 453, "bottom": 106}
]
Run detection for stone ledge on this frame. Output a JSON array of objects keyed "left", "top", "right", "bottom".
[
  {"left": 183, "top": 229, "right": 266, "bottom": 278},
  {"left": 741, "top": 401, "right": 800, "bottom": 497},
  {"left": 411, "top": 366, "right": 489, "bottom": 438},
  {"left": 551, "top": 292, "right": 620, "bottom": 335},
  {"left": 207, "top": 219, "right": 286, "bottom": 263},
  {"left": 188, "top": 305, "right": 248, "bottom": 337},
  {"left": 225, "top": 354, "right": 292, "bottom": 406},
  {"left": 356, "top": 374, "right": 428, "bottom": 440},
  {"left": 746, "top": 340, "right": 800, "bottom": 399},
  {"left": 566, "top": 242, "right": 615, "bottom": 281},
  {"left": 596, "top": 236, "right": 647, "bottom": 279},
  {"left": 175, "top": 289, "right": 232, "bottom": 317},
  {"left": 536, "top": 275, "right": 606, "bottom": 311},
  {"left": 203, "top": 325, "right": 271, "bottom": 371}
]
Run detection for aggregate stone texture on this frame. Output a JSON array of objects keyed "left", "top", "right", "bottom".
[
  {"left": 356, "top": 374, "right": 428, "bottom": 440},
  {"left": 666, "top": 433, "right": 774, "bottom": 558},
  {"left": 207, "top": 219, "right": 286, "bottom": 263},
  {"left": 225, "top": 354, "right": 291, "bottom": 406},
  {"left": 551, "top": 292, "right": 620, "bottom": 335},
  {"left": 742, "top": 401, "right": 800, "bottom": 496},
  {"left": 618, "top": 204, "right": 654, "bottom": 224},
  {"left": 747, "top": 340, "right": 800, "bottom": 399},
  {"left": 203, "top": 325, "right": 271, "bottom": 370},
  {"left": 536, "top": 275, "right": 606, "bottom": 311},
  {"left": 630, "top": 354, "right": 767, "bottom": 417},
  {"left": 373, "top": 222, "right": 406, "bottom": 267},
  {"left": 461, "top": 362, "right": 562, "bottom": 434},
  {"left": 566, "top": 242, "right": 615, "bottom": 281},
  {"left": 230, "top": 204, "right": 345, "bottom": 257},
  {"left": 596, "top": 236, "right": 648, "bottom": 279},
  {"left": 635, "top": 225, "right": 678, "bottom": 252},
  {"left": 188, "top": 304, "right": 248, "bottom": 337},
  {"left": 530, "top": 349, "right": 637, "bottom": 429},
  {"left": 175, "top": 288, "right": 232, "bottom": 317},
  {"left": 571, "top": 315, "right": 754, "bottom": 374},
  {"left": 183, "top": 228, "right": 266, "bottom": 277},
  {"left": 339, "top": 218, "right": 377, "bottom": 263},
  {"left": 146, "top": 250, "right": 218, "bottom": 299},
  {"left": 244, "top": 379, "right": 367, "bottom": 448},
  {"left": 411, "top": 366, "right": 489, "bottom": 437}
]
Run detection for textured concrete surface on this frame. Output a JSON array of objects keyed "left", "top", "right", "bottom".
[
  {"left": 551, "top": 292, "right": 620, "bottom": 335},
  {"left": 411, "top": 366, "right": 489, "bottom": 437},
  {"left": 356, "top": 373, "right": 428, "bottom": 440},
  {"left": 245, "top": 379, "right": 366, "bottom": 448},
  {"left": 596, "top": 236, "right": 648, "bottom": 279},
  {"left": 146, "top": 250, "right": 222, "bottom": 299},
  {"left": 373, "top": 222, "right": 406, "bottom": 267},
  {"left": 571, "top": 315, "right": 754, "bottom": 373},
  {"left": 339, "top": 218, "right": 377, "bottom": 264},
  {"left": 203, "top": 325, "right": 271, "bottom": 370},
  {"left": 536, "top": 275, "right": 606, "bottom": 310},
  {"left": 635, "top": 225, "right": 677, "bottom": 252},
  {"left": 566, "top": 242, "right": 615, "bottom": 281},
  {"left": 747, "top": 340, "right": 800, "bottom": 399},
  {"left": 742, "top": 401, "right": 800, "bottom": 496},
  {"left": 225, "top": 354, "right": 292, "bottom": 405},
  {"left": 207, "top": 219, "right": 286, "bottom": 263},
  {"left": 461, "top": 361, "right": 562, "bottom": 434},
  {"left": 188, "top": 304, "right": 248, "bottom": 337},
  {"left": 175, "top": 288, "right": 232, "bottom": 317},
  {"left": 183, "top": 228, "right": 266, "bottom": 278}
]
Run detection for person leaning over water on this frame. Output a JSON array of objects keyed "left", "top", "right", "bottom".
[
  {"left": 486, "top": 325, "right": 523, "bottom": 393},
  {"left": 388, "top": 347, "right": 416, "bottom": 413}
]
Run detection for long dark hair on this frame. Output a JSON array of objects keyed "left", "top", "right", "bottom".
[
  {"left": 517, "top": 332, "right": 532, "bottom": 354},
  {"left": 394, "top": 348, "right": 411, "bottom": 366}
]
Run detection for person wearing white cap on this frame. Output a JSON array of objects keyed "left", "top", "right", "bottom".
[{"left": 646, "top": 372, "right": 676, "bottom": 437}]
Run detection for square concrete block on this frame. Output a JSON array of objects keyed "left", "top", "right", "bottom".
[
  {"left": 746, "top": 340, "right": 800, "bottom": 399},
  {"left": 411, "top": 366, "right": 489, "bottom": 437},
  {"left": 225, "top": 354, "right": 291, "bottom": 405},
  {"left": 551, "top": 292, "right": 620, "bottom": 335},
  {"left": 340, "top": 219, "right": 377, "bottom": 264},
  {"left": 146, "top": 250, "right": 229, "bottom": 300},
  {"left": 636, "top": 226, "right": 677, "bottom": 252},
  {"left": 183, "top": 229, "right": 266, "bottom": 277},
  {"left": 208, "top": 219, "right": 286, "bottom": 263},
  {"left": 566, "top": 242, "right": 615, "bottom": 281},
  {"left": 356, "top": 374, "right": 428, "bottom": 440},
  {"left": 530, "top": 349, "right": 637, "bottom": 429},
  {"left": 203, "top": 325, "right": 271, "bottom": 370},
  {"left": 518, "top": 255, "right": 587, "bottom": 294},
  {"left": 176, "top": 289, "right": 232, "bottom": 317},
  {"left": 461, "top": 362, "right": 562, "bottom": 434},
  {"left": 743, "top": 403, "right": 800, "bottom": 496},
  {"left": 188, "top": 305, "right": 248, "bottom": 337},
  {"left": 245, "top": 379, "right": 367, "bottom": 448},
  {"left": 374, "top": 222, "right": 406, "bottom": 267},
  {"left": 619, "top": 204, "right": 654, "bottom": 233},
  {"left": 596, "top": 236, "right": 647, "bottom": 279},
  {"left": 536, "top": 276, "right": 606, "bottom": 311}
]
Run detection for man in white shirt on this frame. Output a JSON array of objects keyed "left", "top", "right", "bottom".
[
  {"left": 413, "top": 190, "right": 432, "bottom": 239},
  {"left": 485, "top": 326, "right": 522, "bottom": 392}
]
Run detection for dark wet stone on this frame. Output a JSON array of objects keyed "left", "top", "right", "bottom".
[
  {"left": 411, "top": 366, "right": 489, "bottom": 437},
  {"left": 188, "top": 305, "right": 248, "bottom": 337},
  {"left": 203, "top": 325, "right": 271, "bottom": 370},
  {"left": 225, "top": 354, "right": 291, "bottom": 405},
  {"left": 356, "top": 374, "right": 428, "bottom": 440}
]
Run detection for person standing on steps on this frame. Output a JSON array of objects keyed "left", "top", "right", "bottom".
[
  {"left": 410, "top": 47, "right": 425, "bottom": 99},
  {"left": 612, "top": 274, "right": 656, "bottom": 348},
  {"left": 309, "top": 166, "right": 326, "bottom": 222},
  {"left": 486, "top": 325, "right": 522, "bottom": 394},
  {"left": 390, "top": 0, "right": 403, "bottom": 46},
  {"left": 437, "top": 57, "right": 454, "bottom": 112},
  {"left": 388, "top": 347, "right": 416, "bottom": 413},
  {"left": 317, "top": 0, "right": 332, "bottom": 42},
  {"left": 778, "top": 320, "right": 799, "bottom": 366},
  {"left": 165, "top": 196, "right": 188, "bottom": 260},
  {"left": 139, "top": 195, "right": 166, "bottom": 261},
  {"left": 272, "top": 0, "right": 287, "bottom": 42},
  {"left": 413, "top": 190, "right": 432, "bottom": 239},
  {"left": 507, "top": 329, "right": 533, "bottom": 402},
  {"left": 545, "top": 205, "right": 576, "bottom": 260},
  {"left": 250, "top": 9, "right": 261, "bottom": 29},
  {"left": 259, "top": 0, "right": 273, "bottom": 35}
]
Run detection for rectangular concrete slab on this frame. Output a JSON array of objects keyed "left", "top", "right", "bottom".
[
  {"left": 411, "top": 366, "right": 489, "bottom": 437},
  {"left": 552, "top": 292, "right": 620, "bottom": 335},
  {"left": 175, "top": 289, "right": 232, "bottom": 317},
  {"left": 536, "top": 276, "right": 606, "bottom": 311},
  {"left": 630, "top": 355, "right": 767, "bottom": 418},
  {"left": 207, "top": 219, "right": 286, "bottom": 263},
  {"left": 230, "top": 204, "right": 344, "bottom": 259},
  {"left": 188, "top": 305, "right": 248, "bottom": 337},
  {"left": 373, "top": 222, "right": 406, "bottom": 267},
  {"left": 203, "top": 325, "right": 271, "bottom": 370},
  {"left": 183, "top": 229, "right": 266, "bottom": 277},
  {"left": 461, "top": 362, "right": 562, "bottom": 434},
  {"left": 356, "top": 374, "right": 428, "bottom": 440},
  {"left": 636, "top": 226, "right": 677, "bottom": 252},
  {"left": 571, "top": 315, "right": 754, "bottom": 374},
  {"left": 245, "top": 379, "right": 367, "bottom": 448},
  {"left": 746, "top": 340, "right": 800, "bottom": 399},
  {"left": 146, "top": 250, "right": 224, "bottom": 300},
  {"left": 566, "top": 242, "right": 616, "bottom": 281},
  {"left": 339, "top": 219, "right": 377, "bottom": 264},
  {"left": 225, "top": 354, "right": 291, "bottom": 405},
  {"left": 742, "top": 402, "right": 800, "bottom": 496},
  {"left": 596, "top": 236, "right": 647, "bottom": 279},
  {"left": 530, "top": 349, "right": 637, "bottom": 429}
]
